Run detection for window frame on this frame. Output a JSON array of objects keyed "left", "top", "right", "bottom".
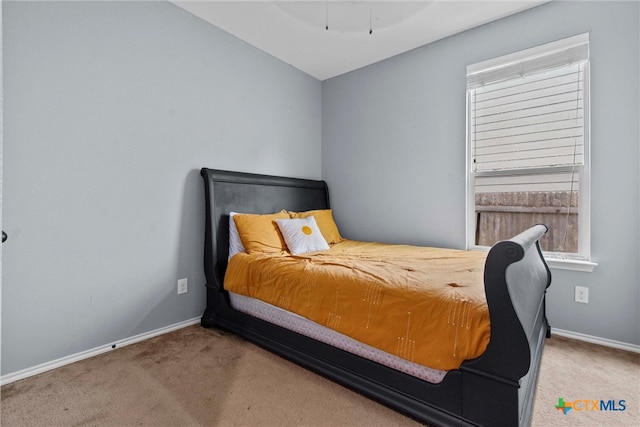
[{"left": 465, "top": 34, "right": 596, "bottom": 271}]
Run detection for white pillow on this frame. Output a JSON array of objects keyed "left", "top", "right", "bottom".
[
  {"left": 228, "top": 212, "right": 246, "bottom": 259},
  {"left": 275, "top": 216, "right": 330, "bottom": 255}
]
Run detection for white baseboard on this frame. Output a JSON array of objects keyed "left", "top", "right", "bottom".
[
  {"left": 0, "top": 317, "right": 201, "bottom": 386},
  {"left": 551, "top": 327, "right": 640, "bottom": 353}
]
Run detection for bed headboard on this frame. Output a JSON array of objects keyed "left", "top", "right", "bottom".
[{"left": 201, "top": 168, "right": 330, "bottom": 289}]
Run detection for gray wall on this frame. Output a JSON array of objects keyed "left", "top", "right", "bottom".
[
  {"left": 2, "top": 1, "right": 321, "bottom": 376},
  {"left": 322, "top": 1, "right": 640, "bottom": 346}
]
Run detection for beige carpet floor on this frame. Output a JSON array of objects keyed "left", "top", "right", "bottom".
[{"left": 1, "top": 325, "right": 638, "bottom": 426}]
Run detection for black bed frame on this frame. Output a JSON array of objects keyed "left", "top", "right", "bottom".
[{"left": 200, "top": 168, "right": 552, "bottom": 427}]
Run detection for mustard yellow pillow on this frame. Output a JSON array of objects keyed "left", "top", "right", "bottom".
[
  {"left": 289, "top": 209, "right": 343, "bottom": 244},
  {"left": 233, "top": 210, "right": 289, "bottom": 254}
]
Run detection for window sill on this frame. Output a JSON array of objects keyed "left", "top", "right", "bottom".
[
  {"left": 545, "top": 257, "right": 597, "bottom": 272},
  {"left": 469, "top": 245, "right": 597, "bottom": 272}
]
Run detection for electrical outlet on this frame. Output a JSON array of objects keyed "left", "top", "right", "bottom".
[
  {"left": 177, "top": 278, "right": 188, "bottom": 295},
  {"left": 574, "top": 285, "right": 589, "bottom": 304}
]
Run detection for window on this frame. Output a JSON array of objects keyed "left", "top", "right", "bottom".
[{"left": 466, "top": 34, "right": 593, "bottom": 268}]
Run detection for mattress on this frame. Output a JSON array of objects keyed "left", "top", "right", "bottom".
[
  {"left": 224, "top": 240, "right": 490, "bottom": 370},
  {"left": 229, "top": 291, "right": 447, "bottom": 383}
]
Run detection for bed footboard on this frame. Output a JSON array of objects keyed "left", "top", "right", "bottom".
[{"left": 461, "top": 224, "right": 551, "bottom": 426}]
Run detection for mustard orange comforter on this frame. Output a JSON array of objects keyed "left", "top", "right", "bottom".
[{"left": 224, "top": 240, "right": 490, "bottom": 370}]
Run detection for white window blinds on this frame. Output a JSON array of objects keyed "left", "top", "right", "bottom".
[{"left": 468, "top": 34, "right": 589, "bottom": 174}]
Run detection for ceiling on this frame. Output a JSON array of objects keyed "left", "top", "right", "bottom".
[{"left": 172, "top": 1, "right": 549, "bottom": 81}]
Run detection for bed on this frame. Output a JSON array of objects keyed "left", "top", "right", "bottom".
[{"left": 200, "top": 168, "right": 552, "bottom": 427}]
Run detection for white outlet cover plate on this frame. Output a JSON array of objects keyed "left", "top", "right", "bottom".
[
  {"left": 575, "top": 285, "right": 589, "bottom": 303},
  {"left": 178, "top": 278, "right": 188, "bottom": 294}
]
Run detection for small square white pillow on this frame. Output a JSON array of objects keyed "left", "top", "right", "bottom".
[
  {"left": 228, "top": 212, "right": 246, "bottom": 259},
  {"left": 275, "top": 216, "right": 330, "bottom": 255}
]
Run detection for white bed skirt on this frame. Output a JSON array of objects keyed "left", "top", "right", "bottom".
[{"left": 228, "top": 292, "right": 447, "bottom": 384}]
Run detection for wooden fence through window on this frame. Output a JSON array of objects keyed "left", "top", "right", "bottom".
[{"left": 475, "top": 191, "right": 578, "bottom": 253}]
